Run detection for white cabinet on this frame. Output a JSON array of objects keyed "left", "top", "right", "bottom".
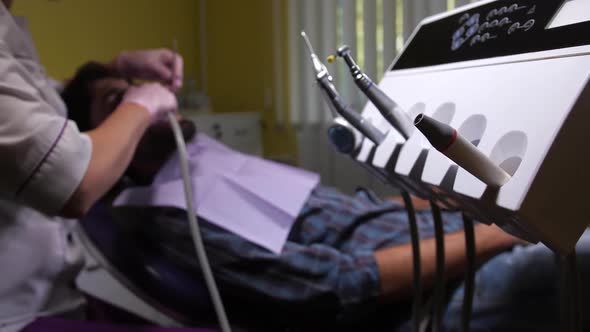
[{"left": 181, "top": 110, "right": 263, "bottom": 156}]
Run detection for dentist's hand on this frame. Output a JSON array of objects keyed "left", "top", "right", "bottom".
[
  {"left": 121, "top": 83, "right": 178, "bottom": 122},
  {"left": 114, "top": 49, "right": 184, "bottom": 92}
]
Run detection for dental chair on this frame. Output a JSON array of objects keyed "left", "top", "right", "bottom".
[
  {"left": 75, "top": 201, "right": 219, "bottom": 329},
  {"left": 76, "top": 201, "right": 319, "bottom": 332},
  {"left": 75, "top": 0, "right": 590, "bottom": 331}
]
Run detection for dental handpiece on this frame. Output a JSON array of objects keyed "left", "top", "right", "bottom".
[
  {"left": 301, "top": 32, "right": 385, "bottom": 146},
  {"left": 414, "top": 113, "right": 511, "bottom": 188},
  {"left": 334, "top": 45, "right": 414, "bottom": 140}
]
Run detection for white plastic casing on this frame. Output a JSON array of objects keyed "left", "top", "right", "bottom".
[{"left": 357, "top": 0, "right": 590, "bottom": 254}]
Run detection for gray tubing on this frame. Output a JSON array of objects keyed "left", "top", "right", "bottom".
[
  {"left": 167, "top": 112, "right": 232, "bottom": 332},
  {"left": 461, "top": 214, "right": 475, "bottom": 332},
  {"left": 401, "top": 191, "right": 423, "bottom": 332},
  {"left": 430, "top": 201, "right": 446, "bottom": 332}
]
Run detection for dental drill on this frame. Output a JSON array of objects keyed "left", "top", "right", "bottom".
[
  {"left": 301, "top": 32, "right": 385, "bottom": 146},
  {"left": 332, "top": 46, "right": 414, "bottom": 140},
  {"left": 414, "top": 115, "right": 582, "bottom": 332},
  {"left": 413, "top": 113, "right": 488, "bottom": 332},
  {"left": 414, "top": 113, "right": 511, "bottom": 188},
  {"left": 327, "top": 43, "right": 426, "bottom": 332},
  {"left": 299, "top": 40, "right": 425, "bottom": 332}
]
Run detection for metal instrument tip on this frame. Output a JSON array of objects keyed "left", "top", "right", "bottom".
[{"left": 300, "top": 30, "right": 315, "bottom": 55}]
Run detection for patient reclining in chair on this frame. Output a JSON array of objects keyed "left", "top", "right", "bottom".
[{"left": 62, "top": 62, "right": 590, "bottom": 331}]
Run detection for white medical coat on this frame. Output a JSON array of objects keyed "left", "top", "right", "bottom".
[{"left": 0, "top": 4, "right": 92, "bottom": 332}]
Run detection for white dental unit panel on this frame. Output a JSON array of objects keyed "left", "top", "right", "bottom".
[{"left": 357, "top": 0, "right": 590, "bottom": 253}]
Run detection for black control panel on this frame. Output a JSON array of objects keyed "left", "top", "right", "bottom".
[{"left": 392, "top": 0, "right": 590, "bottom": 70}]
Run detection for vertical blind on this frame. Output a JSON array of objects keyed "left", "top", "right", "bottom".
[
  {"left": 281, "top": 0, "right": 481, "bottom": 193},
  {"left": 286, "top": 0, "right": 481, "bottom": 126}
]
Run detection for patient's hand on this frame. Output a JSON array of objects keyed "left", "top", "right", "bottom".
[
  {"left": 126, "top": 116, "right": 197, "bottom": 185},
  {"left": 388, "top": 195, "right": 431, "bottom": 210}
]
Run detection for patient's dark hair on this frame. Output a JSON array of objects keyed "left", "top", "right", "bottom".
[
  {"left": 61, "top": 62, "right": 114, "bottom": 131},
  {"left": 62, "top": 62, "right": 198, "bottom": 185}
]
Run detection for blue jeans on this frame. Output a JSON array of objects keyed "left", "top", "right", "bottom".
[{"left": 443, "top": 229, "right": 590, "bottom": 332}]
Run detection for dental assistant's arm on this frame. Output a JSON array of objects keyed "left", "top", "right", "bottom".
[
  {"left": 0, "top": 44, "right": 182, "bottom": 219},
  {"left": 375, "top": 223, "right": 521, "bottom": 300},
  {"left": 61, "top": 83, "right": 177, "bottom": 218},
  {"left": 60, "top": 103, "right": 150, "bottom": 217}
]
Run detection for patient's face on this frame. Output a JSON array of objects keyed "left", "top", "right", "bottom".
[
  {"left": 88, "top": 77, "right": 129, "bottom": 127},
  {"left": 88, "top": 77, "right": 196, "bottom": 184}
]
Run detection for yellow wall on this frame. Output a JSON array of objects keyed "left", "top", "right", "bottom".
[
  {"left": 12, "top": 0, "right": 297, "bottom": 160},
  {"left": 12, "top": 0, "right": 201, "bottom": 83},
  {"left": 205, "top": 0, "right": 270, "bottom": 113},
  {"left": 203, "top": 0, "right": 297, "bottom": 160}
]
